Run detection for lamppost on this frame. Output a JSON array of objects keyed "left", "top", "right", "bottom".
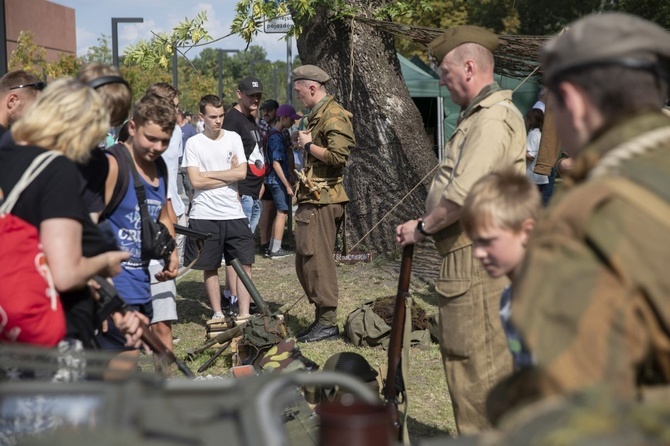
[
  {"left": 218, "top": 49, "right": 239, "bottom": 100},
  {"left": 112, "top": 17, "right": 143, "bottom": 67}
]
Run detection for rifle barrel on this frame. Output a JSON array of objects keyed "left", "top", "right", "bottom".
[{"left": 383, "top": 245, "right": 414, "bottom": 440}]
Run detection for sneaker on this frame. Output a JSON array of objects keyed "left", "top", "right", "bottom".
[
  {"left": 212, "top": 311, "right": 225, "bottom": 320},
  {"left": 270, "top": 248, "right": 294, "bottom": 259},
  {"left": 297, "top": 322, "right": 340, "bottom": 343},
  {"left": 259, "top": 243, "right": 269, "bottom": 256},
  {"left": 263, "top": 249, "right": 271, "bottom": 259}
]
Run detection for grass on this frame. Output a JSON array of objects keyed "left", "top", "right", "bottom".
[{"left": 168, "top": 247, "right": 456, "bottom": 440}]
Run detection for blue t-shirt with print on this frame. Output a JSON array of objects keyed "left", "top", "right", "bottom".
[{"left": 107, "top": 166, "right": 166, "bottom": 306}]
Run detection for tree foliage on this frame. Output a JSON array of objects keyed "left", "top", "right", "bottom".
[
  {"left": 9, "top": 30, "right": 81, "bottom": 79},
  {"left": 124, "top": 11, "right": 212, "bottom": 70},
  {"left": 81, "top": 34, "right": 113, "bottom": 65}
]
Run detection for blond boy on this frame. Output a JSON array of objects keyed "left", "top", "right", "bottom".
[{"left": 461, "top": 169, "right": 541, "bottom": 369}]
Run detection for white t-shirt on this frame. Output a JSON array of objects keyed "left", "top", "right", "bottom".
[
  {"left": 182, "top": 130, "right": 247, "bottom": 220},
  {"left": 161, "top": 124, "right": 185, "bottom": 216},
  {"left": 525, "top": 128, "right": 549, "bottom": 185}
]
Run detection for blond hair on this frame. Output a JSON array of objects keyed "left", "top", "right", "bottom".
[
  {"left": 11, "top": 78, "right": 109, "bottom": 163},
  {"left": 77, "top": 63, "right": 132, "bottom": 127},
  {"left": 461, "top": 169, "right": 541, "bottom": 235}
]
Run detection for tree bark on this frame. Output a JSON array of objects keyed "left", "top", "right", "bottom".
[{"left": 295, "top": 1, "right": 438, "bottom": 254}]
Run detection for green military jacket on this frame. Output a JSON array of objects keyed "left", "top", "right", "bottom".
[
  {"left": 512, "top": 111, "right": 670, "bottom": 401},
  {"left": 297, "top": 95, "right": 355, "bottom": 205}
]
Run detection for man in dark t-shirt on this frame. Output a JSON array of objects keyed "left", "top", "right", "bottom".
[{"left": 222, "top": 77, "right": 266, "bottom": 234}]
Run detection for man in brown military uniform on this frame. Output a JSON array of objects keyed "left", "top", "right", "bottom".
[
  {"left": 396, "top": 26, "right": 526, "bottom": 434},
  {"left": 502, "top": 13, "right": 670, "bottom": 411},
  {"left": 292, "top": 65, "right": 356, "bottom": 343}
]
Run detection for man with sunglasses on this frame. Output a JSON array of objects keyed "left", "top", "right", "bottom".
[{"left": 0, "top": 70, "right": 44, "bottom": 139}]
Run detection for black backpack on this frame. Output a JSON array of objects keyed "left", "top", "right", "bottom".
[{"left": 102, "top": 143, "right": 168, "bottom": 218}]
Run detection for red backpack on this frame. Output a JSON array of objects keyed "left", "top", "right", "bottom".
[{"left": 0, "top": 151, "right": 66, "bottom": 346}]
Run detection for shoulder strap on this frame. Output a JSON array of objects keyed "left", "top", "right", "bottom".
[
  {"left": 102, "top": 143, "right": 130, "bottom": 218},
  {"left": 0, "top": 151, "right": 62, "bottom": 214},
  {"left": 601, "top": 176, "right": 670, "bottom": 232}
]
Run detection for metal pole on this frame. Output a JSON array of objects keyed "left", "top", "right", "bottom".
[
  {"left": 0, "top": 0, "right": 7, "bottom": 76},
  {"left": 218, "top": 49, "right": 223, "bottom": 99},
  {"left": 286, "top": 36, "right": 292, "bottom": 104},
  {"left": 111, "top": 17, "right": 143, "bottom": 68},
  {"left": 217, "top": 49, "right": 239, "bottom": 100},
  {"left": 273, "top": 67, "right": 278, "bottom": 100}
]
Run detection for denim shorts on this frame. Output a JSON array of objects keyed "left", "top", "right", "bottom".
[
  {"left": 240, "top": 195, "right": 261, "bottom": 233},
  {"left": 269, "top": 182, "right": 290, "bottom": 212}
]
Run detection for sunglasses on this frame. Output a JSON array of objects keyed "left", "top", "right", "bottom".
[{"left": 10, "top": 81, "right": 46, "bottom": 91}]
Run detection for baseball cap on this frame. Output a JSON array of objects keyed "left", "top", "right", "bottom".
[
  {"left": 260, "top": 99, "right": 279, "bottom": 110},
  {"left": 238, "top": 77, "right": 263, "bottom": 95},
  {"left": 276, "top": 104, "right": 302, "bottom": 120}
]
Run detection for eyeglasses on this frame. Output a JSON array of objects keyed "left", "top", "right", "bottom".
[{"left": 9, "top": 82, "right": 46, "bottom": 91}]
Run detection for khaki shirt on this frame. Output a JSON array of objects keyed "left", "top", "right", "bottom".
[
  {"left": 427, "top": 87, "right": 526, "bottom": 255},
  {"left": 512, "top": 111, "right": 670, "bottom": 400},
  {"left": 298, "top": 95, "right": 355, "bottom": 205}
]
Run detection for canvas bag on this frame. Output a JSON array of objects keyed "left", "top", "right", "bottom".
[
  {"left": 344, "top": 300, "right": 432, "bottom": 349},
  {"left": 0, "top": 151, "right": 66, "bottom": 346}
]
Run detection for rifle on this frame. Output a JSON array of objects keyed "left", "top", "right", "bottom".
[
  {"left": 93, "top": 275, "right": 195, "bottom": 378},
  {"left": 173, "top": 224, "right": 212, "bottom": 278},
  {"left": 382, "top": 245, "right": 414, "bottom": 442}
]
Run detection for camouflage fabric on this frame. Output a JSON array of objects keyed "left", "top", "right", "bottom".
[
  {"left": 511, "top": 111, "right": 670, "bottom": 405},
  {"left": 297, "top": 95, "right": 355, "bottom": 205}
]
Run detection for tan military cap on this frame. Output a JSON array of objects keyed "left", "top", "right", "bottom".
[
  {"left": 292, "top": 65, "right": 331, "bottom": 83},
  {"left": 543, "top": 12, "right": 670, "bottom": 84},
  {"left": 428, "top": 25, "right": 499, "bottom": 62}
]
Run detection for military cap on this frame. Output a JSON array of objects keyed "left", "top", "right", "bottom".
[
  {"left": 543, "top": 12, "right": 670, "bottom": 85},
  {"left": 428, "top": 25, "right": 499, "bottom": 62},
  {"left": 292, "top": 65, "right": 331, "bottom": 84},
  {"left": 238, "top": 76, "right": 263, "bottom": 95}
]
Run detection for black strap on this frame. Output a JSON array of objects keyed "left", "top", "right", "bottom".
[
  {"left": 102, "top": 144, "right": 168, "bottom": 219},
  {"left": 87, "top": 75, "right": 129, "bottom": 90}
]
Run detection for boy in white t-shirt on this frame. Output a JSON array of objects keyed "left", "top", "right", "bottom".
[{"left": 181, "top": 94, "right": 254, "bottom": 320}]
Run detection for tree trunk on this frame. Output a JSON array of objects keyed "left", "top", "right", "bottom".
[{"left": 295, "top": 1, "right": 438, "bottom": 254}]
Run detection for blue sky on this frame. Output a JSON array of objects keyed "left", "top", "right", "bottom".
[{"left": 51, "top": 0, "right": 297, "bottom": 62}]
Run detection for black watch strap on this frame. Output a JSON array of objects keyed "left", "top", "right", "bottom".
[
  {"left": 417, "top": 220, "right": 431, "bottom": 236},
  {"left": 304, "top": 142, "right": 312, "bottom": 153}
]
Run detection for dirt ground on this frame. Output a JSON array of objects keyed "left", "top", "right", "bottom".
[{"left": 171, "top": 243, "right": 456, "bottom": 440}]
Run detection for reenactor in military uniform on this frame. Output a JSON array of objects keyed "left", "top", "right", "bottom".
[
  {"left": 396, "top": 26, "right": 526, "bottom": 434},
  {"left": 504, "top": 12, "right": 670, "bottom": 414},
  {"left": 292, "top": 65, "right": 356, "bottom": 343}
]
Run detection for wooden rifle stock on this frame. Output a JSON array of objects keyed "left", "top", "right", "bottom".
[
  {"left": 93, "top": 276, "right": 195, "bottom": 378},
  {"left": 383, "top": 245, "right": 414, "bottom": 441}
]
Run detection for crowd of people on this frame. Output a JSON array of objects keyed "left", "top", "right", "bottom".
[{"left": 1, "top": 9, "right": 670, "bottom": 440}]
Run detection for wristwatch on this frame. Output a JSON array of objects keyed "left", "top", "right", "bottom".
[
  {"left": 304, "top": 142, "right": 312, "bottom": 154},
  {"left": 417, "top": 219, "right": 431, "bottom": 236}
]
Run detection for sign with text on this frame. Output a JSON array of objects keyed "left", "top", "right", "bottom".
[
  {"left": 264, "top": 0, "right": 293, "bottom": 33},
  {"left": 264, "top": 14, "right": 293, "bottom": 33},
  {"left": 333, "top": 251, "right": 373, "bottom": 265}
]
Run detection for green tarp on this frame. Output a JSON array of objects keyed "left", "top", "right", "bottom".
[{"left": 398, "top": 53, "right": 541, "bottom": 143}]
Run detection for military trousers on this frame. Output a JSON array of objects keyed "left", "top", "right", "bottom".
[
  {"left": 436, "top": 243, "right": 513, "bottom": 435},
  {"left": 295, "top": 203, "right": 344, "bottom": 315}
]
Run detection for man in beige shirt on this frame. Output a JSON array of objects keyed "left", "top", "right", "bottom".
[{"left": 396, "top": 25, "right": 526, "bottom": 434}]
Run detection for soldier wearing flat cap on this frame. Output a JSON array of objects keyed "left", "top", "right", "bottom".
[
  {"left": 396, "top": 25, "right": 526, "bottom": 434},
  {"left": 291, "top": 64, "right": 355, "bottom": 344},
  {"left": 494, "top": 12, "right": 670, "bottom": 420}
]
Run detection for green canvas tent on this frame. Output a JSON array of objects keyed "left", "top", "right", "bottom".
[{"left": 398, "top": 53, "right": 542, "bottom": 158}]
